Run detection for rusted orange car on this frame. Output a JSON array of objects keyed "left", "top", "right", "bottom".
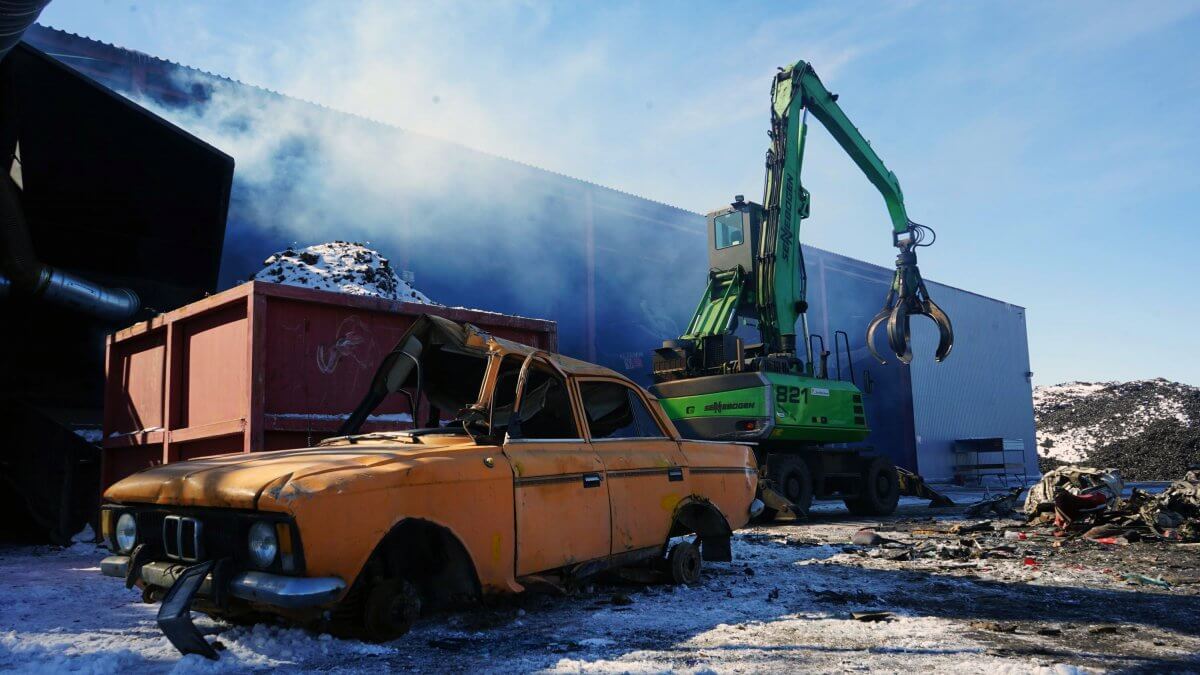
[{"left": 98, "top": 315, "right": 760, "bottom": 657}]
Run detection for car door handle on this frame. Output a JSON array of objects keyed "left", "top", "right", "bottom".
[
  {"left": 582, "top": 473, "right": 602, "bottom": 488},
  {"left": 667, "top": 467, "right": 684, "bottom": 482}
]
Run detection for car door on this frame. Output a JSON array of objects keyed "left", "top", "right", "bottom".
[
  {"left": 576, "top": 377, "right": 689, "bottom": 555},
  {"left": 496, "top": 354, "right": 611, "bottom": 576}
]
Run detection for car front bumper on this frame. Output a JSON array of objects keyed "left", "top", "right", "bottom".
[{"left": 100, "top": 555, "right": 346, "bottom": 609}]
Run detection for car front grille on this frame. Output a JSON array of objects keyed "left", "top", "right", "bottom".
[
  {"left": 113, "top": 506, "right": 304, "bottom": 575},
  {"left": 163, "top": 515, "right": 204, "bottom": 561}
]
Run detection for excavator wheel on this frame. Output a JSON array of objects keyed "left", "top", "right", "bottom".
[
  {"left": 844, "top": 456, "right": 900, "bottom": 516},
  {"left": 768, "top": 455, "right": 814, "bottom": 516}
]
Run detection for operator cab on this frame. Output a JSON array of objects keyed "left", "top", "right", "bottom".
[{"left": 707, "top": 195, "right": 764, "bottom": 274}]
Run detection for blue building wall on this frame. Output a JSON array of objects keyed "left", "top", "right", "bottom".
[
  {"left": 908, "top": 285, "right": 1037, "bottom": 481},
  {"left": 802, "top": 248, "right": 919, "bottom": 472}
]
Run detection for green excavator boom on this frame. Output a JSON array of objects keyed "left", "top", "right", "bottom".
[
  {"left": 652, "top": 60, "right": 954, "bottom": 517},
  {"left": 665, "top": 59, "right": 953, "bottom": 379}
]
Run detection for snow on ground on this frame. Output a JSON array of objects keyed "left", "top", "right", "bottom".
[
  {"left": 253, "top": 242, "right": 432, "bottom": 304},
  {"left": 5, "top": 496, "right": 1197, "bottom": 673}
]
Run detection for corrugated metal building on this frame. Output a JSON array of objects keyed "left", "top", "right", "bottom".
[{"left": 23, "top": 25, "right": 1037, "bottom": 482}]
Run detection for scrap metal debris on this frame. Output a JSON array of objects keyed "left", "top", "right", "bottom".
[
  {"left": 1023, "top": 467, "right": 1200, "bottom": 542},
  {"left": 850, "top": 611, "right": 895, "bottom": 622},
  {"left": 851, "top": 528, "right": 906, "bottom": 547},
  {"left": 964, "top": 488, "right": 1022, "bottom": 518},
  {"left": 1024, "top": 467, "right": 1123, "bottom": 519},
  {"left": 897, "top": 467, "right": 955, "bottom": 507},
  {"left": 839, "top": 468, "right": 1200, "bottom": 597}
]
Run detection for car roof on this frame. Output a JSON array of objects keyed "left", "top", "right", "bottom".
[{"left": 484, "top": 332, "right": 629, "bottom": 380}]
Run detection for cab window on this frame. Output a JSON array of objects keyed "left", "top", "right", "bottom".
[
  {"left": 491, "top": 355, "right": 578, "bottom": 439},
  {"left": 714, "top": 211, "right": 744, "bottom": 249},
  {"left": 579, "top": 381, "right": 666, "bottom": 439}
]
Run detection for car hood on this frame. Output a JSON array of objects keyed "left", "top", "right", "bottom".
[{"left": 104, "top": 434, "right": 481, "bottom": 511}]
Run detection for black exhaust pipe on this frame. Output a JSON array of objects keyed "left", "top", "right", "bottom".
[
  {"left": 0, "top": 175, "right": 140, "bottom": 321},
  {"left": 0, "top": 1, "right": 141, "bottom": 322},
  {"left": 0, "top": 1, "right": 51, "bottom": 63}
]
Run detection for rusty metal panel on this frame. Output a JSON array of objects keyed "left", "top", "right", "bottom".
[
  {"left": 263, "top": 298, "right": 416, "bottom": 420},
  {"left": 103, "top": 332, "right": 166, "bottom": 436},
  {"left": 180, "top": 303, "right": 248, "bottom": 429}
]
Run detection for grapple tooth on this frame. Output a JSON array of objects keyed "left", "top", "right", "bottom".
[
  {"left": 887, "top": 303, "right": 913, "bottom": 364},
  {"left": 865, "top": 308, "right": 891, "bottom": 365},
  {"left": 925, "top": 299, "right": 954, "bottom": 362}
]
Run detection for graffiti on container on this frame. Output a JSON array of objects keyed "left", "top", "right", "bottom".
[{"left": 317, "top": 316, "right": 371, "bottom": 374}]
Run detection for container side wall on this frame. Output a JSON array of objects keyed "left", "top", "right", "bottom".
[
  {"left": 103, "top": 331, "right": 166, "bottom": 436},
  {"left": 179, "top": 303, "right": 248, "bottom": 429},
  {"left": 263, "top": 298, "right": 415, "bottom": 418}
]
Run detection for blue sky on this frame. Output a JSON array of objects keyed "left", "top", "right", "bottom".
[{"left": 40, "top": 1, "right": 1200, "bottom": 386}]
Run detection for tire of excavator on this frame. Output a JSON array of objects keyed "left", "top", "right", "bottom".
[
  {"left": 843, "top": 456, "right": 900, "bottom": 516},
  {"left": 767, "top": 454, "right": 814, "bottom": 515}
]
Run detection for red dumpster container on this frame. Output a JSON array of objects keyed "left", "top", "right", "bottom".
[{"left": 101, "top": 281, "right": 556, "bottom": 488}]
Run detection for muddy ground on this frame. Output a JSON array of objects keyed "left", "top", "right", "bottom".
[{"left": 2, "top": 492, "right": 1199, "bottom": 673}]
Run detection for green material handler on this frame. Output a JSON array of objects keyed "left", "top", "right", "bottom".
[{"left": 650, "top": 61, "right": 954, "bottom": 518}]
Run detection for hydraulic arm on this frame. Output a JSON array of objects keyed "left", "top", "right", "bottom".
[
  {"left": 761, "top": 60, "right": 952, "bottom": 365},
  {"left": 670, "top": 61, "right": 953, "bottom": 377},
  {"left": 652, "top": 60, "right": 956, "bottom": 519}
]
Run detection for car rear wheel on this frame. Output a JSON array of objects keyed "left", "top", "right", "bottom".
[{"left": 363, "top": 578, "right": 422, "bottom": 642}]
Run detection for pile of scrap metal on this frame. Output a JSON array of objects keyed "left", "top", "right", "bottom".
[{"left": 1023, "top": 466, "right": 1200, "bottom": 543}]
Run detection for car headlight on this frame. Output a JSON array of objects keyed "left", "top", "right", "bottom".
[
  {"left": 115, "top": 513, "right": 137, "bottom": 553},
  {"left": 248, "top": 521, "right": 278, "bottom": 568}
]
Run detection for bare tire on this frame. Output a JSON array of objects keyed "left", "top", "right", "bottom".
[
  {"left": 768, "top": 455, "right": 814, "bottom": 514},
  {"left": 363, "top": 579, "right": 421, "bottom": 642},
  {"left": 844, "top": 456, "right": 900, "bottom": 516},
  {"left": 667, "top": 541, "right": 701, "bottom": 585}
]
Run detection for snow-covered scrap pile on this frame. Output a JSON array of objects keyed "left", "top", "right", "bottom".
[
  {"left": 1035, "top": 378, "right": 1200, "bottom": 479},
  {"left": 253, "top": 241, "right": 433, "bottom": 303}
]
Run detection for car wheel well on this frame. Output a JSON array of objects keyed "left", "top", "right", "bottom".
[
  {"left": 364, "top": 518, "right": 481, "bottom": 612},
  {"left": 668, "top": 499, "right": 733, "bottom": 562}
]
